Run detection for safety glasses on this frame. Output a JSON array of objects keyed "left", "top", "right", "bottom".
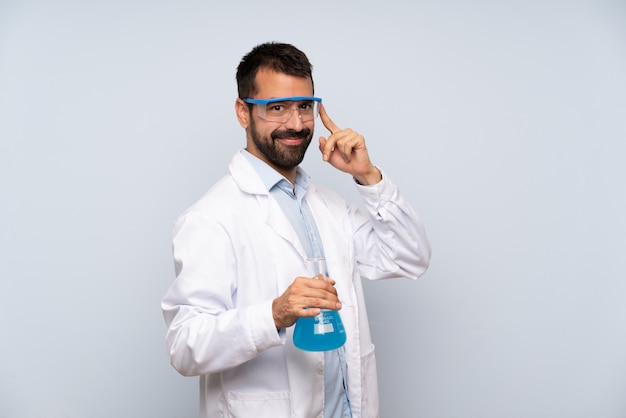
[{"left": 243, "top": 96, "right": 322, "bottom": 123}]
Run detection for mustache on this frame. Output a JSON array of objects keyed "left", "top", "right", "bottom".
[{"left": 271, "top": 128, "right": 311, "bottom": 140}]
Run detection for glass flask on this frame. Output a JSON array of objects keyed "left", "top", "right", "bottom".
[{"left": 293, "top": 258, "right": 347, "bottom": 351}]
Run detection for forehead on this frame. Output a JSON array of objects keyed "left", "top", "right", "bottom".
[{"left": 254, "top": 68, "right": 313, "bottom": 99}]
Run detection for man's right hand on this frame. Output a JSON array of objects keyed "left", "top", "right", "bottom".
[{"left": 272, "top": 276, "right": 342, "bottom": 329}]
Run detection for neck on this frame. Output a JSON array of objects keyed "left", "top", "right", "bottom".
[{"left": 277, "top": 167, "right": 297, "bottom": 185}]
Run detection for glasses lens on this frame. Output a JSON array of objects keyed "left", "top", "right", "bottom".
[{"left": 259, "top": 99, "right": 319, "bottom": 123}]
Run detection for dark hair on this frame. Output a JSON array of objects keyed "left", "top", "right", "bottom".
[{"left": 236, "top": 42, "right": 314, "bottom": 99}]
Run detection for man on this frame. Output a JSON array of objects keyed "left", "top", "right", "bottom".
[{"left": 162, "top": 42, "right": 431, "bottom": 418}]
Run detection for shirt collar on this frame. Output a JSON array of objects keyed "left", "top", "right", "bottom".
[{"left": 241, "top": 149, "right": 310, "bottom": 195}]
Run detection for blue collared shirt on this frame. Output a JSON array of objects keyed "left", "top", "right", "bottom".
[{"left": 242, "top": 150, "right": 351, "bottom": 418}]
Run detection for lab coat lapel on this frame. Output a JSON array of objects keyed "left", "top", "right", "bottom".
[
  {"left": 265, "top": 196, "right": 307, "bottom": 259},
  {"left": 230, "top": 151, "right": 307, "bottom": 260}
]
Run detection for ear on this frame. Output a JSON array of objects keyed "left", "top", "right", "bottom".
[{"left": 235, "top": 98, "right": 250, "bottom": 128}]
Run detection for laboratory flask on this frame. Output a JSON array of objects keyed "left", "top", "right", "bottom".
[{"left": 293, "top": 258, "right": 347, "bottom": 351}]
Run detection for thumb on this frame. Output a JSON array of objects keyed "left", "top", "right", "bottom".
[
  {"left": 319, "top": 135, "right": 338, "bottom": 162},
  {"left": 318, "top": 136, "right": 329, "bottom": 161}
]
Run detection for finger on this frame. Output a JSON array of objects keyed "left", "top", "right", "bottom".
[
  {"left": 298, "top": 307, "right": 322, "bottom": 317},
  {"left": 302, "top": 297, "right": 342, "bottom": 311},
  {"left": 319, "top": 103, "right": 340, "bottom": 134},
  {"left": 320, "top": 127, "right": 353, "bottom": 162},
  {"left": 319, "top": 135, "right": 337, "bottom": 162},
  {"left": 307, "top": 283, "right": 339, "bottom": 299},
  {"left": 295, "top": 277, "right": 338, "bottom": 295},
  {"left": 335, "top": 130, "right": 360, "bottom": 163}
]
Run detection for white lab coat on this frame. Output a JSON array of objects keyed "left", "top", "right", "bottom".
[{"left": 162, "top": 151, "right": 430, "bottom": 418}]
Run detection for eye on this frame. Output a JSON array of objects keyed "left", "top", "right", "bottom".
[
  {"left": 299, "top": 102, "right": 313, "bottom": 111},
  {"left": 269, "top": 104, "right": 284, "bottom": 112}
]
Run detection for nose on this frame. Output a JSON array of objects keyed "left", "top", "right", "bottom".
[{"left": 282, "top": 106, "right": 304, "bottom": 129}]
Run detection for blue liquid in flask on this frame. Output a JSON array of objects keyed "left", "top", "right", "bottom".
[
  {"left": 293, "top": 309, "right": 346, "bottom": 351},
  {"left": 293, "top": 258, "right": 346, "bottom": 351}
]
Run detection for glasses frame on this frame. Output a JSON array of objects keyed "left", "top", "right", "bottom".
[{"left": 243, "top": 96, "right": 322, "bottom": 123}]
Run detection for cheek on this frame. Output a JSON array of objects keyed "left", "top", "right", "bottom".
[
  {"left": 250, "top": 117, "right": 273, "bottom": 140},
  {"left": 304, "top": 121, "right": 316, "bottom": 137},
  {"left": 258, "top": 123, "right": 273, "bottom": 139}
]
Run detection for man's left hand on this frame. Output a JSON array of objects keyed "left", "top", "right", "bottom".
[{"left": 318, "top": 104, "right": 382, "bottom": 185}]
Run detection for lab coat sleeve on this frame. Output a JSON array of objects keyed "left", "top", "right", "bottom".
[
  {"left": 352, "top": 168, "right": 431, "bottom": 280},
  {"left": 162, "top": 210, "right": 284, "bottom": 377}
]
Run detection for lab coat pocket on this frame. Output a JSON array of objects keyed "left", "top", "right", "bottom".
[
  {"left": 360, "top": 343, "right": 380, "bottom": 416},
  {"left": 226, "top": 391, "right": 291, "bottom": 418}
]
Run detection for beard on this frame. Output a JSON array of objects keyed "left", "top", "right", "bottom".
[{"left": 249, "top": 117, "right": 313, "bottom": 169}]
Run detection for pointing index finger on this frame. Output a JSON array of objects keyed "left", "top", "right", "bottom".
[{"left": 319, "top": 103, "right": 340, "bottom": 134}]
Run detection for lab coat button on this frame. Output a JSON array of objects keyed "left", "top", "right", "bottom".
[{"left": 316, "top": 362, "right": 324, "bottom": 375}]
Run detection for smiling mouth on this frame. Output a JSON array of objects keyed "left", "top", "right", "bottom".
[{"left": 277, "top": 137, "right": 303, "bottom": 143}]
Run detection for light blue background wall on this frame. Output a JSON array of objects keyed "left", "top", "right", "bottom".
[{"left": 1, "top": 1, "right": 625, "bottom": 417}]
